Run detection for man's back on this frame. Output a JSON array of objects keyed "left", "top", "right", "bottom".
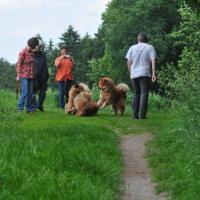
[
  {"left": 126, "top": 43, "right": 156, "bottom": 78},
  {"left": 34, "top": 52, "right": 48, "bottom": 81}
]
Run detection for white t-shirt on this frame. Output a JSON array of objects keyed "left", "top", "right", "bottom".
[{"left": 126, "top": 42, "right": 157, "bottom": 79}]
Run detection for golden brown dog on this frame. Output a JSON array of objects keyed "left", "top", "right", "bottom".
[
  {"left": 65, "top": 83, "right": 99, "bottom": 116},
  {"left": 97, "top": 77, "right": 129, "bottom": 115}
]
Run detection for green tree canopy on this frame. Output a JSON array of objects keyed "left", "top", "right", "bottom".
[{"left": 100, "top": 0, "right": 181, "bottom": 83}]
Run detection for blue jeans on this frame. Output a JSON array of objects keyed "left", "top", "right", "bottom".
[
  {"left": 58, "top": 81, "right": 65, "bottom": 109},
  {"left": 131, "top": 76, "right": 151, "bottom": 119},
  {"left": 17, "top": 78, "right": 34, "bottom": 112},
  {"left": 57, "top": 80, "right": 74, "bottom": 109}
]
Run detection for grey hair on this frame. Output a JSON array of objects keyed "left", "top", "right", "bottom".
[{"left": 137, "top": 32, "right": 148, "bottom": 43}]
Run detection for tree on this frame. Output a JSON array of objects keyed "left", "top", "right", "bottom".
[
  {"left": 100, "top": 0, "right": 181, "bottom": 84},
  {"left": 93, "top": 26, "right": 105, "bottom": 59},
  {"left": 59, "top": 25, "right": 80, "bottom": 56},
  {"left": 185, "top": 0, "right": 200, "bottom": 11},
  {"left": 46, "top": 39, "right": 54, "bottom": 56},
  {"left": 0, "top": 58, "right": 15, "bottom": 89},
  {"left": 45, "top": 39, "right": 60, "bottom": 89},
  {"left": 75, "top": 33, "right": 94, "bottom": 83}
]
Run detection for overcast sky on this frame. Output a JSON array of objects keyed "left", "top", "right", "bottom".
[{"left": 0, "top": 0, "right": 109, "bottom": 64}]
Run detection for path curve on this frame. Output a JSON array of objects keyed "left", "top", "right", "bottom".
[{"left": 120, "top": 134, "right": 166, "bottom": 200}]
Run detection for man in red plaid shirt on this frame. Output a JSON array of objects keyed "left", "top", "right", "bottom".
[{"left": 16, "top": 37, "right": 39, "bottom": 113}]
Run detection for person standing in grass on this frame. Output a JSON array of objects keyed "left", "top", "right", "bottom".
[
  {"left": 31, "top": 43, "right": 49, "bottom": 112},
  {"left": 16, "top": 37, "right": 39, "bottom": 113},
  {"left": 126, "top": 32, "right": 157, "bottom": 119},
  {"left": 54, "top": 46, "right": 75, "bottom": 109}
]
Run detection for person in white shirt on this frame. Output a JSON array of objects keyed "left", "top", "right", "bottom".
[{"left": 126, "top": 32, "right": 157, "bottom": 119}]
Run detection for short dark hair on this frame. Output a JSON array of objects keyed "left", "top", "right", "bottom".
[
  {"left": 27, "top": 37, "right": 39, "bottom": 49},
  {"left": 61, "top": 45, "right": 68, "bottom": 51},
  {"left": 137, "top": 32, "right": 148, "bottom": 43}
]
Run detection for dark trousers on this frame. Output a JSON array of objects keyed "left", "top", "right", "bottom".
[
  {"left": 31, "top": 80, "right": 47, "bottom": 110},
  {"left": 37, "top": 83, "right": 47, "bottom": 109},
  {"left": 131, "top": 76, "right": 151, "bottom": 119}
]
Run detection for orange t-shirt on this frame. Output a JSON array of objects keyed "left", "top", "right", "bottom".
[{"left": 55, "top": 56, "right": 74, "bottom": 81}]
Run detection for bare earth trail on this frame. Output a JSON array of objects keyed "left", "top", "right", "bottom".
[{"left": 120, "top": 134, "right": 166, "bottom": 200}]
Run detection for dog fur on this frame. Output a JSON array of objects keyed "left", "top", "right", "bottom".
[
  {"left": 97, "top": 77, "right": 129, "bottom": 115},
  {"left": 65, "top": 83, "right": 99, "bottom": 116}
]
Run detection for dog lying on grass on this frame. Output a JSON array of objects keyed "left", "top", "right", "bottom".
[
  {"left": 97, "top": 77, "right": 129, "bottom": 115},
  {"left": 65, "top": 83, "right": 99, "bottom": 116}
]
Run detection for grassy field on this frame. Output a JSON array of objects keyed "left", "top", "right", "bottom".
[
  {"left": 0, "top": 89, "right": 149, "bottom": 200},
  {"left": 1, "top": 89, "right": 199, "bottom": 200}
]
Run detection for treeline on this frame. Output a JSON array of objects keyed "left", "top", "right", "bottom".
[
  {"left": 0, "top": 0, "right": 183, "bottom": 90},
  {"left": 0, "top": 58, "right": 16, "bottom": 89},
  {"left": 0, "top": 0, "right": 199, "bottom": 104}
]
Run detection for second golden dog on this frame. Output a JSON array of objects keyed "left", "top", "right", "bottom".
[{"left": 97, "top": 77, "right": 129, "bottom": 115}]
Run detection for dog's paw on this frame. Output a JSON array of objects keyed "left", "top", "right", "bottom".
[{"left": 97, "top": 100, "right": 101, "bottom": 106}]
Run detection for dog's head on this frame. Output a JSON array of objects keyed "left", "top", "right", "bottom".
[
  {"left": 99, "top": 77, "right": 114, "bottom": 91},
  {"left": 69, "top": 84, "right": 84, "bottom": 98}
]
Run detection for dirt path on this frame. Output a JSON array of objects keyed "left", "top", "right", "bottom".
[{"left": 120, "top": 134, "right": 166, "bottom": 200}]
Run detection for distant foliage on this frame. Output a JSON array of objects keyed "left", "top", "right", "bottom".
[
  {"left": 157, "top": 1, "right": 200, "bottom": 153},
  {"left": 171, "top": 4, "right": 200, "bottom": 132},
  {"left": 0, "top": 58, "right": 15, "bottom": 90},
  {"left": 87, "top": 49, "right": 114, "bottom": 86}
]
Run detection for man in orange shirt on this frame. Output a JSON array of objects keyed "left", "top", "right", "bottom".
[{"left": 55, "top": 46, "right": 75, "bottom": 109}]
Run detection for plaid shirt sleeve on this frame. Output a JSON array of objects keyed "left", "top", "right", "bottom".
[{"left": 16, "top": 49, "right": 25, "bottom": 74}]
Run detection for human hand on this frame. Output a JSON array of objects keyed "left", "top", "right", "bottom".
[
  {"left": 64, "top": 54, "right": 71, "bottom": 59},
  {"left": 152, "top": 75, "right": 156, "bottom": 82},
  {"left": 16, "top": 74, "right": 20, "bottom": 81}
]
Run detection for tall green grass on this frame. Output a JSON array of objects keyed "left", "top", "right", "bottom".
[
  {"left": 0, "top": 89, "right": 123, "bottom": 200},
  {"left": 0, "top": 124, "right": 121, "bottom": 199},
  {"left": 145, "top": 108, "right": 200, "bottom": 200},
  {"left": 2, "top": 89, "right": 199, "bottom": 200}
]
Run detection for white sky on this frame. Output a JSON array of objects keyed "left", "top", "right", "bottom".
[{"left": 0, "top": 0, "right": 109, "bottom": 63}]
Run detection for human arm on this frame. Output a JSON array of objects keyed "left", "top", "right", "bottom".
[
  {"left": 127, "top": 60, "right": 132, "bottom": 73},
  {"left": 64, "top": 54, "right": 75, "bottom": 64},
  {"left": 151, "top": 58, "right": 156, "bottom": 82},
  {"left": 125, "top": 47, "right": 132, "bottom": 74},
  {"left": 150, "top": 46, "right": 157, "bottom": 82},
  {"left": 16, "top": 50, "right": 25, "bottom": 80},
  {"left": 54, "top": 55, "right": 65, "bottom": 68}
]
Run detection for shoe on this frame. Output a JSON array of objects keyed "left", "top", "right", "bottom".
[
  {"left": 132, "top": 113, "right": 139, "bottom": 119},
  {"left": 26, "top": 111, "right": 35, "bottom": 114},
  {"left": 37, "top": 107, "right": 44, "bottom": 112},
  {"left": 139, "top": 116, "right": 147, "bottom": 119}
]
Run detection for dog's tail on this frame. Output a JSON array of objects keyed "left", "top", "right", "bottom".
[{"left": 116, "top": 83, "right": 130, "bottom": 92}]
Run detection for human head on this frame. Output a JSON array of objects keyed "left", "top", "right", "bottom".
[
  {"left": 27, "top": 37, "right": 39, "bottom": 49},
  {"left": 137, "top": 32, "right": 148, "bottom": 43},
  {"left": 35, "top": 44, "right": 43, "bottom": 52},
  {"left": 61, "top": 45, "right": 68, "bottom": 55}
]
